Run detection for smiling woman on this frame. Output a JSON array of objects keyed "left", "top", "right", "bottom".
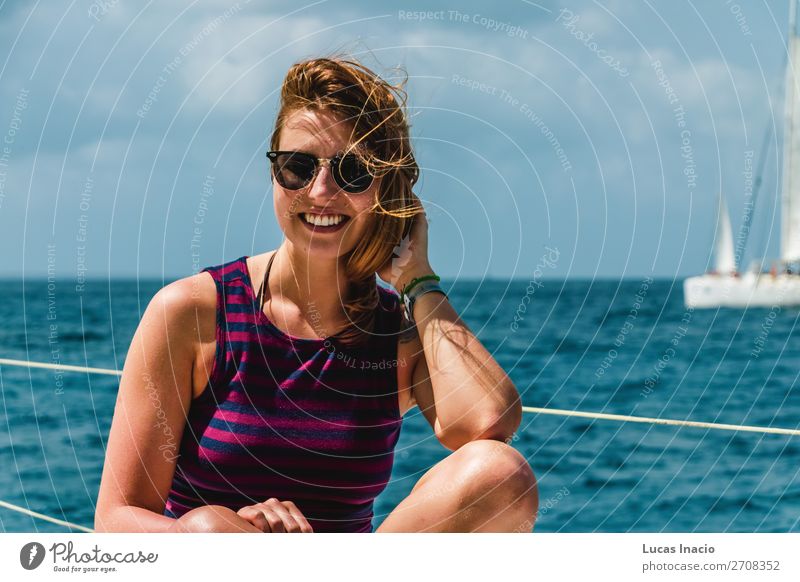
[{"left": 93, "top": 55, "right": 537, "bottom": 534}]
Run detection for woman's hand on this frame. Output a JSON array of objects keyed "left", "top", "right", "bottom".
[
  {"left": 377, "top": 192, "right": 435, "bottom": 293},
  {"left": 236, "top": 498, "right": 314, "bottom": 533}
]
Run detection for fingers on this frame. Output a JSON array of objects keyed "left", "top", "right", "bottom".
[
  {"left": 264, "top": 498, "right": 295, "bottom": 533},
  {"left": 283, "top": 500, "right": 314, "bottom": 533},
  {"left": 236, "top": 506, "right": 272, "bottom": 532},
  {"left": 236, "top": 499, "right": 313, "bottom": 533},
  {"left": 263, "top": 503, "right": 286, "bottom": 533}
]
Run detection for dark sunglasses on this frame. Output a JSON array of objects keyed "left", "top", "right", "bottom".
[{"left": 266, "top": 150, "right": 375, "bottom": 194}]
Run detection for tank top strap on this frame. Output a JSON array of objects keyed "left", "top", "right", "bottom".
[
  {"left": 201, "top": 255, "right": 250, "bottom": 287},
  {"left": 197, "top": 256, "right": 252, "bottom": 395}
]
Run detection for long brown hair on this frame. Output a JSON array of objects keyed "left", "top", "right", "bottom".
[{"left": 270, "top": 55, "right": 422, "bottom": 346}]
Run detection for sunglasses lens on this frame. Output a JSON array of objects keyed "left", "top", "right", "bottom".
[
  {"left": 272, "top": 153, "right": 315, "bottom": 190},
  {"left": 336, "top": 154, "right": 373, "bottom": 193},
  {"left": 269, "top": 151, "right": 374, "bottom": 193}
]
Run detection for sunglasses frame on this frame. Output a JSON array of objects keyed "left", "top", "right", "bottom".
[{"left": 266, "top": 150, "right": 376, "bottom": 194}]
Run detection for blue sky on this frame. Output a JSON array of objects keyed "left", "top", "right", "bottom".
[{"left": 0, "top": 0, "right": 793, "bottom": 279}]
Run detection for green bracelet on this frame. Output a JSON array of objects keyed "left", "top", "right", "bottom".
[{"left": 401, "top": 274, "right": 441, "bottom": 302}]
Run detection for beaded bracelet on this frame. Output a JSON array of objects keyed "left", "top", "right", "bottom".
[{"left": 400, "top": 273, "right": 441, "bottom": 302}]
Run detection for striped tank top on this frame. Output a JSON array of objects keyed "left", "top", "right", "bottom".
[{"left": 164, "top": 255, "right": 404, "bottom": 532}]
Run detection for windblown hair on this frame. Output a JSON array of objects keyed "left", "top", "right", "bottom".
[{"left": 270, "top": 55, "right": 422, "bottom": 347}]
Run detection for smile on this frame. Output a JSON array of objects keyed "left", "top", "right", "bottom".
[{"left": 300, "top": 213, "right": 351, "bottom": 233}]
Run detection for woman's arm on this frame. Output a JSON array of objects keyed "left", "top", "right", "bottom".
[
  {"left": 383, "top": 197, "right": 521, "bottom": 450},
  {"left": 94, "top": 275, "right": 213, "bottom": 532},
  {"left": 399, "top": 286, "right": 521, "bottom": 451}
]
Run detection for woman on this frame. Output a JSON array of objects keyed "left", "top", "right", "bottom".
[{"left": 94, "top": 56, "right": 537, "bottom": 533}]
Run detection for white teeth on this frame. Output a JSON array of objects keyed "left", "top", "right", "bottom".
[{"left": 303, "top": 213, "right": 345, "bottom": 227}]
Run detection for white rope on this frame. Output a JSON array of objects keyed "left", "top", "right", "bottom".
[
  {"left": 0, "top": 499, "right": 94, "bottom": 533},
  {"left": 0, "top": 358, "right": 122, "bottom": 376},
  {"left": 521, "top": 406, "right": 800, "bottom": 437},
  {"left": 1, "top": 356, "right": 797, "bottom": 437}
]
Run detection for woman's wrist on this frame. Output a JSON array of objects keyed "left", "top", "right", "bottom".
[{"left": 395, "top": 264, "right": 436, "bottom": 295}]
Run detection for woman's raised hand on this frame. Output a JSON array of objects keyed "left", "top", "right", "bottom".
[
  {"left": 377, "top": 192, "right": 434, "bottom": 292},
  {"left": 236, "top": 498, "right": 314, "bottom": 533}
]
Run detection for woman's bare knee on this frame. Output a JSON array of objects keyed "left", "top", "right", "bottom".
[
  {"left": 453, "top": 440, "right": 538, "bottom": 518},
  {"left": 378, "top": 439, "right": 538, "bottom": 533}
]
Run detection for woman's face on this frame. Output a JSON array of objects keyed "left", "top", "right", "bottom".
[{"left": 272, "top": 108, "right": 380, "bottom": 261}]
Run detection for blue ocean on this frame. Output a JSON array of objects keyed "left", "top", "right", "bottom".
[{"left": 1, "top": 277, "right": 799, "bottom": 532}]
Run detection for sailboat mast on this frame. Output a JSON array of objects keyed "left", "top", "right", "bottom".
[{"left": 782, "top": 0, "right": 800, "bottom": 262}]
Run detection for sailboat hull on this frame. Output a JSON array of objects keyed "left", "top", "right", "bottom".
[{"left": 683, "top": 273, "right": 800, "bottom": 308}]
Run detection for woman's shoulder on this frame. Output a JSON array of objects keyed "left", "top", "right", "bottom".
[
  {"left": 158, "top": 272, "right": 219, "bottom": 400},
  {"left": 158, "top": 271, "right": 218, "bottom": 318}
]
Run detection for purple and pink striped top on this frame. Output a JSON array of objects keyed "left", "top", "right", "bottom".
[{"left": 163, "top": 255, "right": 404, "bottom": 532}]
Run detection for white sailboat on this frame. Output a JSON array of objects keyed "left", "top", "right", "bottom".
[{"left": 683, "top": 0, "right": 800, "bottom": 308}]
